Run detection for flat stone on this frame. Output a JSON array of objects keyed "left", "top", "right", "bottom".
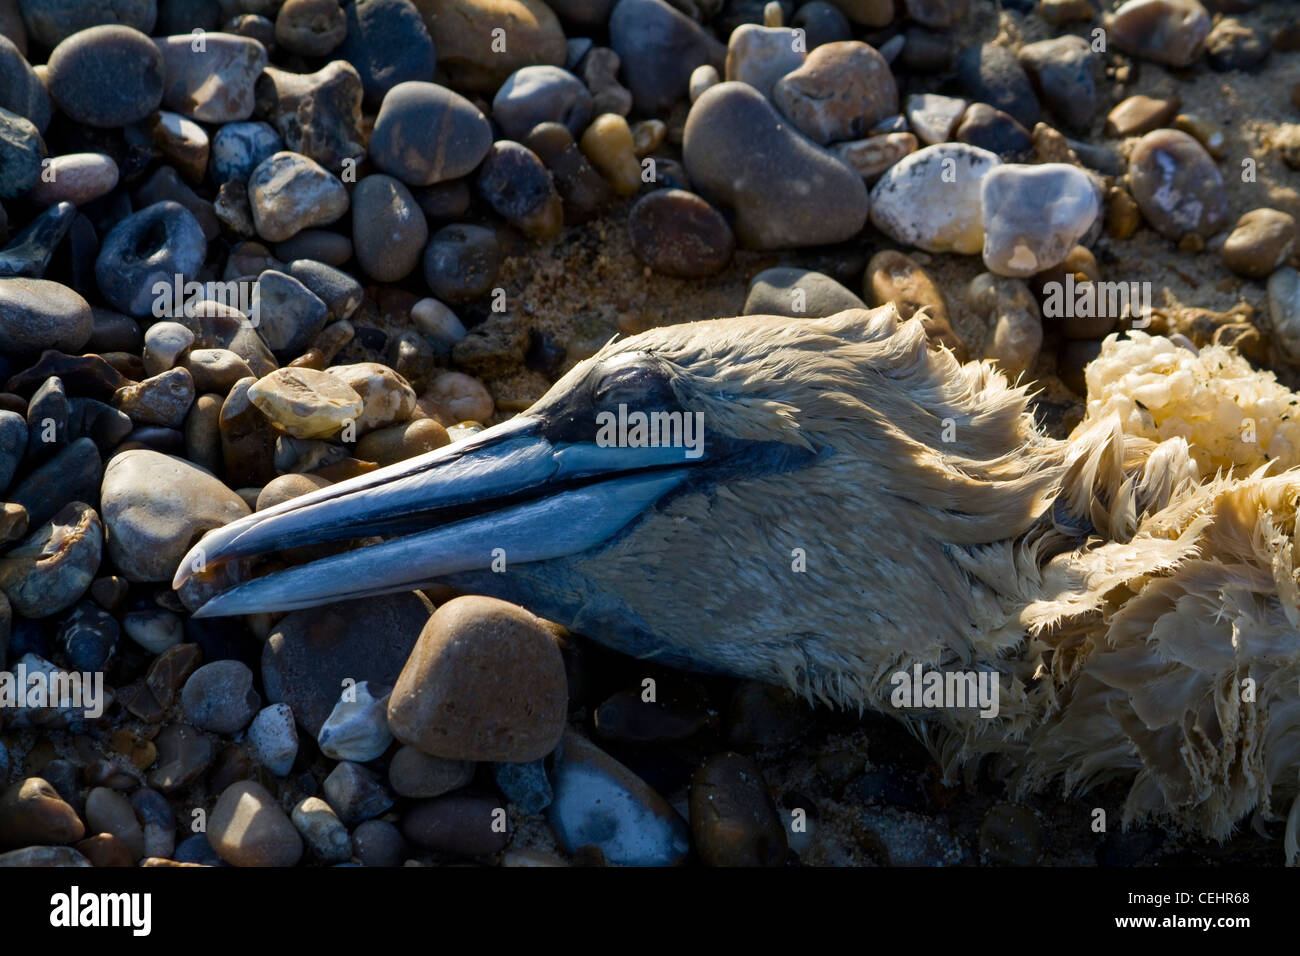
[
  {"left": 627, "top": 189, "right": 734, "bottom": 278},
  {"left": 209, "top": 781, "right": 303, "bottom": 867}
]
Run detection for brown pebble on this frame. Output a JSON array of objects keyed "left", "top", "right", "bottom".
[
  {"left": 355, "top": 418, "right": 450, "bottom": 465},
  {"left": 1105, "top": 94, "right": 1179, "bottom": 138},
  {"left": 75, "top": 833, "right": 135, "bottom": 867},
  {"left": 863, "top": 250, "right": 966, "bottom": 360},
  {"left": 1104, "top": 186, "right": 1142, "bottom": 239},
  {"left": 0, "top": 778, "right": 85, "bottom": 849},
  {"left": 1221, "top": 208, "right": 1297, "bottom": 279},
  {"left": 401, "top": 792, "right": 510, "bottom": 857},
  {"left": 690, "top": 752, "right": 788, "bottom": 867},
  {"left": 208, "top": 780, "right": 303, "bottom": 867}
]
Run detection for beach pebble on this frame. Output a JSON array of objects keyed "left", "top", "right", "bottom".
[
  {"left": 423, "top": 224, "right": 500, "bottom": 305},
  {"left": 211, "top": 122, "right": 281, "bottom": 185},
  {"left": 773, "top": 40, "right": 898, "bottom": 145},
  {"left": 248, "top": 367, "right": 364, "bottom": 439},
  {"left": 970, "top": 273, "right": 1042, "bottom": 379},
  {"left": 389, "top": 745, "right": 475, "bottom": 798},
  {"left": 1105, "top": 94, "right": 1179, "bottom": 138},
  {"left": 255, "top": 62, "right": 365, "bottom": 170},
  {"left": 248, "top": 152, "right": 349, "bottom": 243},
  {"left": 744, "top": 266, "right": 865, "bottom": 318},
  {"left": 55, "top": 600, "right": 118, "bottom": 672},
  {"left": 286, "top": 259, "right": 363, "bottom": 322},
  {"left": 156, "top": 32, "right": 268, "bottom": 123},
  {"left": 275, "top": 0, "right": 346, "bottom": 56},
  {"left": 491, "top": 759, "right": 553, "bottom": 813},
  {"left": 85, "top": 787, "right": 144, "bottom": 859},
  {"left": 1127, "top": 128, "right": 1228, "bottom": 240},
  {"left": 1205, "top": 17, "right": 1270, "bottom": 72},
  {"left": 0, "top": 502, "right": 101, "bottom": 618},
  {"left": 339, "top": 0, "right": 437, "bottom": 108},
  {"left": 864, "top": 250, "right": 964, "bottom": 357},
  {"left": 292, "top": 796, "right": 352, "bottom": 863},
  {"left": 323, "top": 362, "right": 416, "bottom": 433},
  {"left": 209, "top": 780, "right": 303, "bottom": 867},
  {"left": 725, "top": 24, "right": 805, "bottom": 99},
  {"left": 11, "top": 438, "right": 102, "bottom": 529},
  {"left": 355, "top": 418, "right": 450, "bottom": 465},
  {"left": 388, "top": 595, "right": 568, "bottom": 762},
  {"left": 403, "top": 792, "right": 510, "bottom": 856},
  {"left": 582, "top": 46, "right": 633, "bottom": 117},
  {"left": 494, "top": 65, "right": 593, "bottom": 141},
  {"left": 263, "top": 594, "right": 430, "bottom": 736},
  {"left": 421, "top": 371, "right": 495, "bottom": 424},
  {"left": 476, "top": 141, "right": 564, "bottom": 240},
  {"left": 792, "top": 1, "right": 852, "bottom": 47},
  {"left": 1221, "top": 209, "right": 1296, "bottom": 278},
  {"left": 1106, "top": 0, "right": 1211, "bottom": 68},
  {"left": 185, "top": 349, "right": 252, "bottom": 395},
  {"left": 548, "top": 730, "right": 690, "bottom": 866},
  {"left": 113, "top": 368, "right": 195, "bottom": 428},
  {"left": 627, "top": 189, "right": 735, "bottom": 278},
  {"left": 955, "top": 42, "right": 1040, "bottom": 129},
  {"left": 143, "top": 324, "right": 193, "bottom": 379},
  {"left": 251, "top": 270, "right": 329, "bottom": 357},
  {"left": 322, "top": 761, "right": 393, "bottom": 825},
  {"left": 27, "top": 153, "right": 118, "bottom": 206},
  {"left": 869, "top": 142, "right": 1000, "bottom": 254},
  {"left": 0, "top": 412, "right": 25, "bottom": 491},
  {"left": 182, "top": 659, "right": 260, "bottom": 734},
  {"left": 248, "top": 703, "right": 299, "bottom": 776},
  {"left": 690, "top": 752, "right": 787, "bottom": 866},
  {"left": 1269, "top": 268, "right": 1300, "bottom": 364},
  {"left": 955, "top": 103, "right": 1032, "bottom": 160},
  {"left": 683, "top": 82, "right": 868, "bottom": 249},
  {"left": 148, "top": 723, "right": 213, "bottom": 791},
  {"left": 352, "top": 819, "right": 404, "bottom": 867},
  {"left": 100, "top": 448, "right": 250, "bottom": 581},
  {"left": 369, "top": 81, "right": 493, "bottom": 187},
  {"left": 318, "top": 681, "right": 394, "bottom": 763},
  {"left": 579, "top": 113, "right": 642, "bottom": 196},
  {"left": 689, "top": 64, "right": 720, "bottom": 103},
  {"left": 47, "top": 25, "right": 163, "bottom": 127},
  {"left": 609, "top": 0, "right": 724, "bottom": 113},
  {"left": 275, "top": 231, "right": 353, "bottom": 268},
  {"left": 830, "top": 131, "right": 917, "bottom": 180},
  {"left": 905, "top": 93, "right": 967, "bottom": 145},
  {"left": 0, "top": 277, "right": 92, "bottom": 354},
  {"left": 0, "top": 107, "right": 41, "bottom": 201},
  {"left": 122, "top": 607, "right": 184, "bottom": 654},
  {"left": 95, "top": 201, "right": 206, "bottom": 317},
  {"left": 19, "top": 0, "right": 156, "bottom": 47},
  {"left": 0, "top": 777, "right": 85, "bottom": 848},
  {"left": 1017, "top": 35, "right": 1098, "bottom": 130},
  {"left": 0, "top": 200, "right": 75, "bottom": 278},
  {"left": 413, "top": 0, "right": 565, "bottom": 93},
  {"left": 0, "top": 846, "right": 90, "bottom": 866},
  {"left": 980, "top": 163, "right": 1099, "bottom": 277},
  {"left": 0, "top": 35, "right": 48, "bottom": 133}
]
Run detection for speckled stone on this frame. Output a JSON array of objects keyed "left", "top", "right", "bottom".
[
  {"left": 869, "top": 142, "right": 1000, "bottom": 254},
  {"left": 1126, "top": 128, "right": 1227, "bottom": 240},
  {"left": 248, "top": 152, "right": 349, "bottom": 243}
]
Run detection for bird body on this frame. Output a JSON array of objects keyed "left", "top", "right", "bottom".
[{"left": 177, "top": 306, "right": 1300, "bottom": 859}]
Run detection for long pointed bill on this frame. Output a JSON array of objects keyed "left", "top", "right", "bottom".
[{"left": 173, "top": 415, "right": 696, "bottom": 616}]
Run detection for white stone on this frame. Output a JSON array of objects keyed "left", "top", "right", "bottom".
[
  {"left": 123, "top": 608, "right": 184, "bottom": 654},
  {"left": 869, "top": 143, "right": 1000, "bottom": 255},
  {"left": 724, "top": 24, "right": 805, "bottom": 99},
  {"left": 980, "top": 163, "right": 1100, "bottom": 277},
  {"left": 248, "top": 703, "right": 300, "bottom": 776},
  {"left": 412, "top": 298, "right": 466, "bottom": 345},
  {"left": 905, "top": 93, "right": 968, "bottom": 145},
  {"left": 317, "top": 681, "right": 393, "bottom": 763},
  {"left": 142, "top": 321, "right": 195, "bottom": 376}
]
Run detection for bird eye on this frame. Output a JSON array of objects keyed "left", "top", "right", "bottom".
[{"left": 592, "top": 354, "right": 678, "bottom": 411}]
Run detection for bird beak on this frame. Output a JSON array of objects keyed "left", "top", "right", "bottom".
[{"left": 173, "top": 414, "right": 695, "bottom": 616}]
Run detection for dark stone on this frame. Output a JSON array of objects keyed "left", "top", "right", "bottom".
[
  {"left": 956, "top": 42, "right": 1040, "bottom": 129},
  {"left": 422, "top": 224, "right": 500, "bottom": 306},
  {"left": 0, "top": 202, "right": 76, "bottom": 279},
  {"left": 338, "top": 0, "right": 438, "bottom": 109}
]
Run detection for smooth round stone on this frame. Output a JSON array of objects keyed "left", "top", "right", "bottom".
[
  {"left": 627, "top": 189, "right": 734, "bottom": 278},
  {"left": 1017, "top": 35, "right": 1098, "bottom": 130},
  {"left": 792, "top": 0, "right": 852, "bottom": 47},
  {"left": 28, "top": 153, "right": 119, "bottom": 206},
  {"left": 0, "top": 107, "right": 41, "bottom": 200},
  {"left": 389, "top": 745, "right": 475, "bottom": 799},
  {"left": 56, "top": 600, "right": 119, "bottom": 671},
  {"left": 95, "top": 201, "right": 206, "bottom": 317},
  {"left": 1221, "top": 209, "right": 1296, "bottom": 278},
  {"left": 683, "top": 82, "right": 868, "bottom": 249},
  {"left": 744, "top": 266, "right": 864, "bottom": 318},
  {"left": 0, "top": 777, "right": 85, "bottom": 848},
  {"left": 185, "top": 348, "right": 252, "bottom": 394},
  {"left": 247, "top": 367, "right": 364, "bottom": 439},
  {"left": 955, "top": 42, "right": 1040, "bottom": 129},
  {"left": 84, "top": 787, "right": 144, "bottom": 859},
  {"left": 47, "top": 25, "right": 163, "bottom": 127},
  {"left": 1105, "top": 94, "right": 1179, "bottom": 138},
  {"left": 350, "top": 174, "right": 428, "bottom": 282},
  {"left": 286, "top": 259, "right": 363, "bottom": 321},
  {"left": 1106, "top": 0, "right": 1211, "bottom": 68},
  {"left": 980, "top": 163, "right": 1099, "bottom": 277},
  {"left": 156, "top": 32, "right": 268, "bottom": 123},
  {"left": 724, "top": 24, "right": 805, "bottom": 99},
  {"left": 143, "top": 321, "right": 195, "bottom": 376},
  {"left": 211, "top": 122, "right": 281, "bottom": 185},
  {"left": 956, "top": 103, "right": 1033, "bottom": 161},
  {"left": 18, "top": 0, "right": 156, "bottom": 47},
  {"left": 11, "top": 438, "right": 102, "bottom": 529},
  {"left": 411, "top": 297, "right": 466, "bottom": 344},
  {"left": 402, "top": 793, "right": 509, "bottom": 856},
  {"left": 0, "top": 35, "right": 48, "bottom": 133},
  {"left": 869, "top": 143, "right": 1000, "bottom": 254},
  {"left": 690, "top": 752, "right": 787, "bottom": 866},
  {"left": 388, "top": 595, "right": 568, "bottom": 763},
  {"left": 352, "top": 819, "right": 404, "bottom": 867},
  {"left": 318, "top": 681, "right": 393, "bottom": 762},
  {"left": 209, "top": 781, "right": 303, "bottom": 867},
  {"left": 580, "top": 45, "right": 630, "bottom": 117},
  {"left": 412, "top": 0, "right": 566, "bottom": 93},
  {"left": 181, "top": 659, "right": 260, "bottom": 734},
  {"left": 275, "top": 0, "right": 346, "bottom": 56},
  {"left": 688, "top": 63, "right": 718, "bottom": 103},
  {"left": 251, "top": 270, "right": 328, "bottom": 357},
  {"left": 324, "top": 362, "right": 416, "bottom": 433},
  {"left": 122, "top": 606, "right": 183, "bottom": 653},
  {"left": 339, "top": 0, "right": 437, "bottom": 108},
  {"left": 248, "top": 152, "right": 349, "bottom": 243},
  {"left": 292, "top": 796, "right": 351, "bottom": 863},
  {"left": 578, "top": 112, "right": 640, "bottom": 196},
  {"left": 369, "top": 81, "right": 493, "bottom": 188},
  {"left": 420, "top": 371, "right": 494, "bottom": 423},
  {"left": 0, "top": 501, "right": 101, "bottom": 618},
  {"left": 772, "top": 40, "right": 897, "bottom": 146},
  {"left": 355, "top": 418, "right": 450, "bottom": 465},
  {"left": 548, "top": 730, "right": 690, "bottom": 866},
  {"left": 493, "top": 65, "right": 593, "bottom": 141},
  {"left": 971, "top": 273, "right": 1042, "bottom": 379},
  {"left": 263, "top": 594, "right": 431, "bottom": 737},
  {"left": 0, "top": 846, "right": 91, "bottom": 866},
  {"left": 609, "top": 0, "right": 725, "bottom": 114},
  {"left": 1127, "top": 129, "right": 1227, "bottom": 240},
  {"left": 248, "top": 703, "right": 299, "bottom": 776},
  {"left": 256, "top": 474, "right": 331, "bottom": 512},
  {"left": 100, "top": 448, "right": 250, "bottom": 581},
  {"left": 0, "top": 277, "right": 92, "bottom": 354},
  {"left": 476, "top": 141, "right": 563, "bottom": 240},
  {"left": 423, "top": 224, "right": 500, "bottom": 305}
]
